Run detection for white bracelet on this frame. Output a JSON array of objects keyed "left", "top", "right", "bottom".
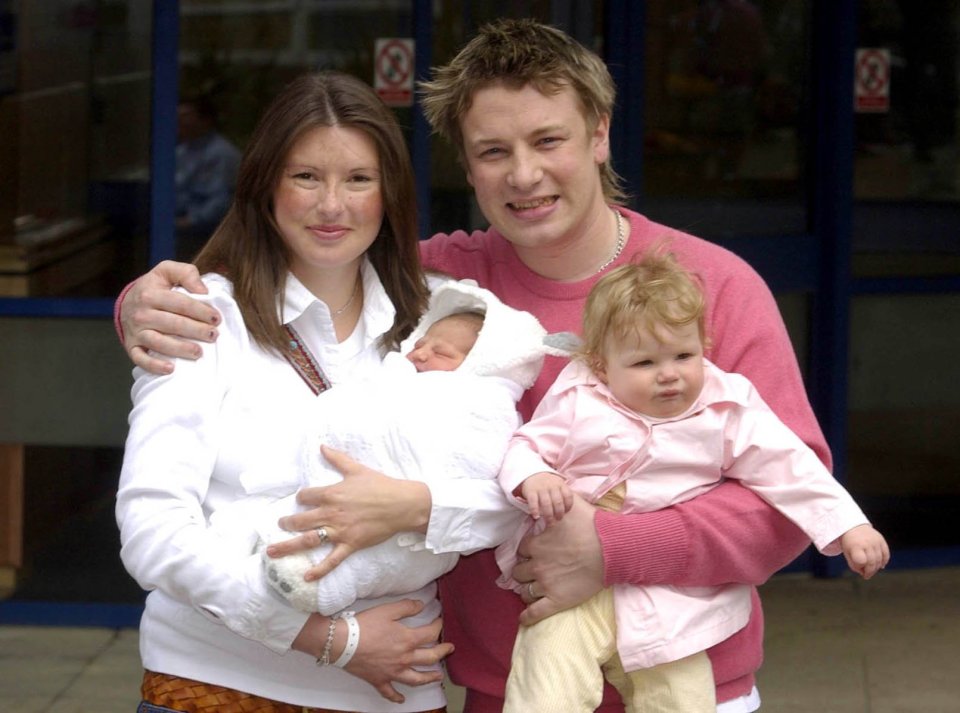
[{"left": 332, "top": 610, "right": 359, "bottom": 668}]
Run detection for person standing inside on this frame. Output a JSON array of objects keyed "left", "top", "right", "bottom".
[{"left": 174, "top": 94, "right": 241, "bottom": 260}]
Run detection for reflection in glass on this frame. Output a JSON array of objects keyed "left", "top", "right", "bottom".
[
  {"left": 0, "top": 1, "right": 152, "bottom": 298},
  {"left": 855, "top": 1, "right": 959, "bottom": 204},
  {"left": 174, "top": 94, "right": 241, "bottom": 262},
  {"left": 643, "top": 0, "right": 809, "bottom": 238},
  {"left": 847, "top": 294, "right": 960, "bottom": 549},
  {"left": 853, "top": 1, "right": 960, "bottom": 279}
]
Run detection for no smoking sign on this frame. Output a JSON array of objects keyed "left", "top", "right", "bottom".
[
  {"left": 374, "top": 38, "right": 414, "bottom": 108},
  {"left": 855, "top": 48, "right": 890, "bottom": 113}
]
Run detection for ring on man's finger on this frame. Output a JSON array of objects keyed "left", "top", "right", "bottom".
[
  {"left": 316, "top": 527, "right": 329, "bottom": 545},
  {"left": 527, "top": 582, "right": 538, "bottom": 600}
]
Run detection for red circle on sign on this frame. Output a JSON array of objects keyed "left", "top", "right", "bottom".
[
  {"left": 857, "top": 50, "right": 888, "bottom": 95},
  {"left": 377, "top": 40, "right": 412, "bottom": 88}
]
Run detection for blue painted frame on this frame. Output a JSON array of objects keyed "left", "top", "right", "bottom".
[
  {"left": 805, "top": 0, "right": 856, "bottom": 578},
  {"left": 0, "top": 600, "right": 144, "bottom": 629},
  {"left": 412, "top": 0, "right": 433, "bottom": 239},
  {"left": 148, "top": 0, "right": 179, "bottom": 266},
  {"left": 605, "top": 0, "right": 646, "bottom": 209}
]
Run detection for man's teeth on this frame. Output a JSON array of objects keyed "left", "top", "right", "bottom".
[{"left": 511, "top": 198, "right": 556, "bottom": 209}]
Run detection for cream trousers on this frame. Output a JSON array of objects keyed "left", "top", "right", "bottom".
[
  {"left": 503, "top": 586, "right": 716, "bottom": 713},
  {"left": 503, "top": 484, "right": 715, "bottom": 713}
]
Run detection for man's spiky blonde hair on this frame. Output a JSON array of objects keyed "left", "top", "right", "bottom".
[{"left": 419, "top": 18, "right": 626, "bottom": 203}]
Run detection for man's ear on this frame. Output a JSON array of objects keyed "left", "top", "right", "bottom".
[{"left": 592, "top": 113, "right": 611, "bottom": 165}]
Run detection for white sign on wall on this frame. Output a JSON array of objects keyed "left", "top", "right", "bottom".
[{"left": 374, "top": 38, "right": 414, "bottom": 108}]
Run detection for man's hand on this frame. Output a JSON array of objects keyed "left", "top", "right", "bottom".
[
  {"left": 511, "top": 495, "right": 604, "bottom": 626},
  {"left": 266, "top": 446, "right": 432, "bottom": 581},
  {"left": 120, "top": 260, "right": 222, "bottom": 374},
  {"left": 292, "top": 600, "right": 453, "bottom": 703}
]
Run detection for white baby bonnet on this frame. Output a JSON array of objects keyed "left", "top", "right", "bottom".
[{"left": 399, "top": 278, "right": 577, "bottom": 389}]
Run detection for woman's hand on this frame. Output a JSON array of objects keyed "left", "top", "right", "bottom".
[
  {"left": 292, "top": 599, "right": 454, "bottom": 703},
  {"left": 266, "top": 446, "right": 432, "bottom": 580},
  {"left": 511, "top": 495, "right": 604, "bottom": 626},
  {"left": 120, "top": 260, "right": 222, "bottom": 374}
]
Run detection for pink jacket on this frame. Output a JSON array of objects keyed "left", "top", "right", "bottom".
[{"left": 496, "top": 359, "right": 866, "bottom": 670}]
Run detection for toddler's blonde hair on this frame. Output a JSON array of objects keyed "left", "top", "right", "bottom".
[{"left": 579, "top": 249, "right": 707, "bottom": 373}]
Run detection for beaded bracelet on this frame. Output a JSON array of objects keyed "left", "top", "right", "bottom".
[
  {"left": 332, "top": 610, "right": 359, "bottom": 668},
  {"left": 315, "top": 615, "right": 339, "bottom": 667}
]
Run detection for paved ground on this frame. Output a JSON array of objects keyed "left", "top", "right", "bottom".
[{"left": 1, "top": 567, "right": 958, "bottom": 712}]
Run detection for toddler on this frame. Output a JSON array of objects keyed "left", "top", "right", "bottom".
[{"left": 496, "top": 251, "right": 889, "bottom": 713}]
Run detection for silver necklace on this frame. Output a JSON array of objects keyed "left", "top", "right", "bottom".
[
  {"left": 596, "top": 208, "right": 626, "bottom": 273},
  {"left": 331, "top": 276, "right": 361, "bottom": 318}
]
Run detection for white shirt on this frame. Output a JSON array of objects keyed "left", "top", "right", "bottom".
[{"left": 116, "top": 263, "right": 510, "bottom": 711}]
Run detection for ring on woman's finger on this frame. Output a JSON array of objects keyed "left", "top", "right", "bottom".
[
  {"left": 527, "top": 582, "right": 538, "bottom": 600},
  {"left": 316, "top": 527, "right": 329, "bottom": 545}
]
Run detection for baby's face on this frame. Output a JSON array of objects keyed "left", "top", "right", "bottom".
[
  {"left": 596, "top": 320, "right": 705, "bottom": 418},
  {"left": 405, "top": 315, "right": 480, "bottom": 372}
]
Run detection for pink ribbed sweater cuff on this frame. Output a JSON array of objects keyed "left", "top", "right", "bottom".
[
  {"left": 596, "top": 508, "right": 692, "bottom": 586},
  {"left": 114, "top": 279, "right": 137, "bottom": 343}
]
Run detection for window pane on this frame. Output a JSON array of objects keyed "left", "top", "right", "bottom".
[
  {"left": 176, "top": 2, "right": 598, "bottom": 256},
  {"left": 853, "top": 1, "right": 960, "bottom": 279},
  {"left": 0, "top": 1, "right": 152, "bottom": 299},
  {"left": 847, "top": 294, "right": 960, "bottom": 550},
  {"left": 849, "top": 3, "right": 960, "bottom": 551},
  {"left": 643, "top": 0, "right": 809, "bottom": 238},
  {"left": 11, "top": 445, "right": 142, "bottom": 605}
]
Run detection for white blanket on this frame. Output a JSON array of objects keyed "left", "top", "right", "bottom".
[
  {"left": 257, "top": 367, "right": 522, "bottom": 614},
  {"left": 250, "top": 278, "right": 572, "bottom": 614}
]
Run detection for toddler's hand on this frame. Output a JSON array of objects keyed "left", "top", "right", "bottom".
[
  {"left": 519, "top": 472, "right": 574, "bottom": 525},
  {"left": 840, "top": 524, "right": 890, "bottom": 579}
]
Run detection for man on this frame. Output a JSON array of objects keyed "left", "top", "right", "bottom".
[
  {"left": 118, "top": 20, "right": 819, "bottom": 712},
  {"left": 174, "top": 94, "right": 241, "bottom": 260}
]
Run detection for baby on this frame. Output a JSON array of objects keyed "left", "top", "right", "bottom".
[
  {"left": 235, "top": 278, "right": 571, "bottom": 615},
  {"left": 405, "top": 310, "right": 485, "bottom": 372}
]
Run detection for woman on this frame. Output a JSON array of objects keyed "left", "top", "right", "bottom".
[{"left": 117, "top": 72, "right": 482, "bottom": 713}]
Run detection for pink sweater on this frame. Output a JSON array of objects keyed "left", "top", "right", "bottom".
[{"left": 420, "top": 208, "right": 825, "bottom": 711}]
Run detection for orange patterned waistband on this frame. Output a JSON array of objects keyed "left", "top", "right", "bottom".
[{"left": 141, "top": 670, "right": 447, "bottom": 713}]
